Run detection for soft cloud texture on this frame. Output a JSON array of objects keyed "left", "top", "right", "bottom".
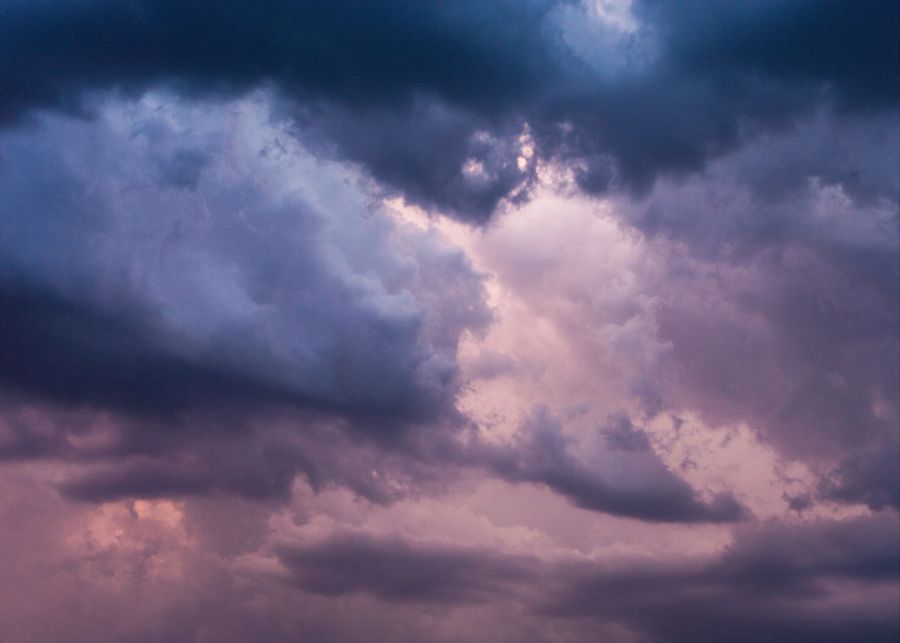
[
  {"left": 0, "top": 94, "right": 488, "bottom": 423},
  {"left": 0, "top": 2, "right": 896, "bottom": 642},
  {"left": 2, "top": 0, "right": 896, "bottom": 220}
]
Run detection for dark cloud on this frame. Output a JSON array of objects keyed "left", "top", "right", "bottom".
[
  {"left": 0, "top": 284, "right": 300, "bottom": 419},
  {"left": 640, "top": 0, "right": 900, "bottom": 110},
  {"left": 655, "top": 245, "right": 899, "bottom": 509},
  {"left": 274, "top": 532, "right": 536, "bottom": 605},
  {"left": 820, "top": 434, "right": 900, "bottom": 511},
  {"left": 601, "top": 413, "right": 652, "bottom": 453},
  {"left": 0, "top": 0, "right": 560, "bottom": 120},
  {"left": 0, "top": 97, "right": 489, "bottom": 428},
  {"left": 2, "top": 467, "right": 896, "bottom": 643},
  {"left": 617, "top": 111, "right": 900, "bottom": 272},
  {"left": 44, "top": 409, "right": 463, "bottom": 506},
  {"left": 1, "top": 1, "right": 896, "bottom": 220},
  {"left": 0, "top": 95, "right": 498, "bottom": 507},
  {"left": 542, "top": 513, "right": 900, "bottom": 643},
  {"left": 60, "top": 458, "right": 215, "bottom": 501},
  {"left": 0, "top": 93, "right": 768, "bottom": 523},
  {"left": 471, "top": 145, "right": 897, "bottom": 516},
  {"left": 0, "top": 4, "right": 895, "bottom": 641},
  {"left": 257, "top": 513, "right": 900, "bottom": 641},
  {"left": 0, "top": 0, "right": 561, "bottom": 220},
  {"left": 477, "top": 409, "right": 747, "bottom": 523},
  {"left": 287, "top": 99, "right": 538, "bottom": 222},
  {"left": 595, "top": 113, "right": 900, "bottom": 511}
]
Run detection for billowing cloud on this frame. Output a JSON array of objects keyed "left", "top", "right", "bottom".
[
  {"left": 474, "top": 409, "right": 746, "bottom": 523},
  {"left": 455, "top": 155, "right": 898, "bottom": 514},
  {"left": 0, "top": 94, "right": 489, "bottom": 425},
  {"left": 0, "top": 2, "right": 897, "bottom": 641},
  {"left": 542, "top": 513, "right": 900, "bottom": 643},
  {"left": 2, "top": 0, "right": 896, "bottom": 220},
  {"left": 3, "top": 469, "right": 886, "bottom": 643},
  {"left": 0, "top": 95, "right": 492, "bottom": 505},
  {"left": 0, "top": 94, "right": 756, "bottom": 524}
]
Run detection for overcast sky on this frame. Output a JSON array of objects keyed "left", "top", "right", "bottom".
[{"left": 0, "top": 1, "right": 897, "bottom": 641}]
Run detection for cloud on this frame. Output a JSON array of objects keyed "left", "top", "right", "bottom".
[
  {"left": 273, "top": 532, "right": 536, "bottom": 604},
  {"left": 0, "top": 94, "right": 496, "bottom": 506},
  {"left": 0, "top": 0, "right": 560, "bottom": 220},
  {"left": 0, "top": 453, "right": 894, "bottom": 643},
  {"left": 0, "top": 99, "right": 771, "bottom": 524},
  {"left": 0, "top": 4, "right": 896, "bottom": 640},
  {"left": 463, "top": 172, "right": 897, "bottom": 513},
  {"left": 819, "top": 433, "right": 900, "bottom": 511},
  {"left": 0, "top": 94, "right": 489, "bottom": 427},
  {"left": 542, "top": 513, "right": 900, "bottom": 642},
  {"left": 639, "top": 0, "right": 899, "bottom": 109},
  {"left": 1, "top": 0, "right": 895, "bottom": 220},
  {"left": 475, "top": 409, "right": 747, "bottom": 523}
]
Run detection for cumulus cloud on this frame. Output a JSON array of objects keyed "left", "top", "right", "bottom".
[
  {"left": 461, "top": 170, "right": 898, "bottom": 513},
  {"left": 0, "top": 95, "right": 492, "bottom": 505},
  {"left": 0, "top": 96, "right": 767, "bottom": 524},
  {"left": 0, "top": 93, "right": 489, "bottom": 425}
]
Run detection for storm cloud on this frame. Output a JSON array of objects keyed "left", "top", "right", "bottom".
[
  {"left": 476, "top": 409, "right": 747, "bottom": 523},
  {"left": 0, "top": 95, "right": 489, "bottom": 425},
  {"left": 274, "top": 532, "right": 536, "bottom": 604},
  {"left": 1, "top": 0, "right": 896, "bottom": 220},
  {"left": 0, "top": 2, "right": 897, "bottom": 641},
  {"left": 542, "top": 513, "right": 900, "bottom": 643}
]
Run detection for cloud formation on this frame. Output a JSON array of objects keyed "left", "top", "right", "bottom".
[
  {"left": 274, "top": 532, "right": 536, "bottom": 604},
  {"left": 0, "top": 2, "right": 896, "bottom": 641},
  {"left": 2, "top": 0, "right": 896, "bottom": 220},
  {"left": 476, "top": 409, "right": 746, "bottom": 522},
  {"left": 0, "top": 95, "right": 488, "bottom": 425},
  {"left": 542, "top": 513, "right": 900, "bottom": 643}
]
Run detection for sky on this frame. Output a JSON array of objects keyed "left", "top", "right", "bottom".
[{"left": 0, "top": 1, "right": 897, "bottom": 641}]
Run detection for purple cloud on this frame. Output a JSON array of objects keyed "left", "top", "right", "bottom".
[{"left": 0, "top": 2, "right": 895, "bottom": 641}]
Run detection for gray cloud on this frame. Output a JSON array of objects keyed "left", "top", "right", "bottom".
[
  {"left": 1, "top": 1, "right": 895, "bottom": 220},
  {"left": 542, "top": 513, "right": 900, "bottom": 642},
  {"left": 0, "top": 95, "right": 489, "bottom": 427},
  {"left": 274, "top": 532, "right": 536, "bottom": 605},
  {"left": 0, "top": 95, "right": 495, "bottom": 506},
  {"left": 475, "top": 409, "right": 747, "bottom": 523},
  {"left": 0, "top": 4, "right": 895, "bottom": 640},
  {"left": 256, "top": 513, "right": 900, "bottom": 641}
]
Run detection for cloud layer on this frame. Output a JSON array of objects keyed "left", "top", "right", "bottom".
[
  {"left": 0, "top": 1, "right": 896, "bottom": 641},
  {"left": 2, "top": 0, "right": 896, "bottom": 220}
]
